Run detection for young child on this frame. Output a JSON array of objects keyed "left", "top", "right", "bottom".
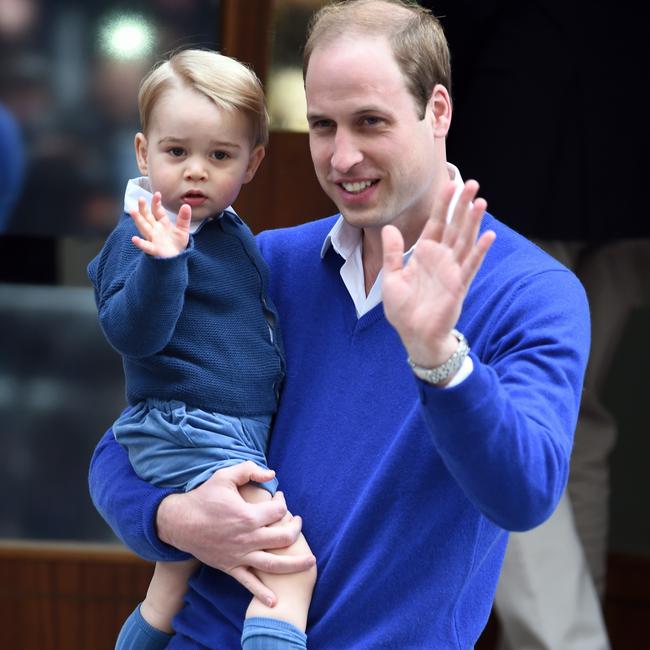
[{"left": 88, "top": 49, "right": 315, "bottom": 650}]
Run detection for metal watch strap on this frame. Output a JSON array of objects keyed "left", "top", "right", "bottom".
[{"left": 407, "top": 329, "right": 470, "bottom": 385}]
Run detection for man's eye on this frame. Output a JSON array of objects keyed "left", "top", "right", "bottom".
[
  {"left": 212, "top": 151, "right": 228, "bottom": 160},
  {"left": 310, "top": 119, "right": 334, "bottom": 130},
  {"left": 362, "top": 116, "right": 381, "bottom": 126}
]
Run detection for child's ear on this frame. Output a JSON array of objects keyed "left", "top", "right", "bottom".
[
  {"left": 134, "top": 132, "right": 149, "bottom": 175},
  {"left": 243, "top": 145, "right": 265, "bottom": 184}
]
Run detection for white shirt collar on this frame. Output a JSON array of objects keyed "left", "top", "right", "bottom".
[
  {"left": 319, "top": 163, "right": 465, "bottom": 317},
  {"left": 123, "top": 177, "right": 238, "bottom": 234}
]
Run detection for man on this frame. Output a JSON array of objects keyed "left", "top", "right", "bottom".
[{"left": 89, "top": 1, "right": 590, "bottom": 647}]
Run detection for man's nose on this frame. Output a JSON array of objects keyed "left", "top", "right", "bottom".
[{"left": 331, "top": 131, "right": 363, "bottom": 173}]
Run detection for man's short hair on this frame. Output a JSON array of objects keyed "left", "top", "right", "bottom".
[
  {"left": 303, "top": 0, "right": 451, "bottom": 118},
  {"left": 138, "top": 49, "right": 269, "bottom": 147}
]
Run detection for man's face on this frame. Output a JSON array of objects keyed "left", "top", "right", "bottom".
[{"left": 305, "top": 34, "right": 443, "bottom": 240}]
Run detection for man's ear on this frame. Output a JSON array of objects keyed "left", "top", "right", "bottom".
[
  {"left": 428, "top": 84, "right": 452, "bottom": 138},
  {"left": 134, "top": 132, "right": 149, "bottom": 175},
  {"left": 243, "top": 145, "right": 265, "bottom": 184}
]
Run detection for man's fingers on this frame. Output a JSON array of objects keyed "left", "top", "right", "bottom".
[
  {"left": 420, "top": 180, "right": 455, "bottom": 241},
  {"left": 230, "top": 565, "right": 277, "bottom": 607},
  {"left": 381, "top": 225, "right": 405, "bottom": 275},
  {"left": 246, "top": 549, "right": 316, "bottom": 575},
  {"left": 221, "top": 460, "right": 276, "bottom": 487},
  {"left": 253, "top": 511, "right": 304, "bottom": 550},
  {"left": 454, "top": 197, "right": 487, "bottom": 262},
  {"left": 462, "top": 230, "right": 496, "bottom": 288},
  {"left": 250, "top": 491, "right": 291, "bottom": 529},
  {"left": 442, "top": 179, "right": 479, "bottom": 248}
]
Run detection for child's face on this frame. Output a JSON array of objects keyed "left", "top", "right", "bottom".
[{"left": 134, "top": 84, "right": 264, "bottom": 222}]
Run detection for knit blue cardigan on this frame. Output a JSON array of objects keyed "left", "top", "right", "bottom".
[
  {"left": 88, "top": 210, "right": 285, "bottom": 416},
  {"left": 89, "top": 211, "right": 590, "bottom": 649}
]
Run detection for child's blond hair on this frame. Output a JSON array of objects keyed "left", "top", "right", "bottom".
[{"left": 138, "top": 49, "right": 269, "bottom": 147}]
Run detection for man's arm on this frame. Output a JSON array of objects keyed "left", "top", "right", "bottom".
[
  {"left": 89, "top": 428, "right": 183, "bottom": 561},
  {"left": 89, "top": 429, "right": 316, "bottom": 604},
  {"left": 382, "top": 179, "right": 588, "bottom": 530}
]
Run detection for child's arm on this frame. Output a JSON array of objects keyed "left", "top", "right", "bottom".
[
  {"left": 130, "top": 192, "right": 192, "bottom": 259},
  {"left": 89, "top": 196, "right": 193, "bottom": 358}
]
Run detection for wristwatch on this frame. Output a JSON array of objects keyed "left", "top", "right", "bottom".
[{"left": 407, "top": 329, "right": 470, "bottom": 385}]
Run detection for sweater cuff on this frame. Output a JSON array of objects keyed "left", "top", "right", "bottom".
[
  {"left": 138, "top": 485, "right": 192, "bottom": 562},
  {"left": 417, "top": 351, "right": 494, "bottom": 415}
]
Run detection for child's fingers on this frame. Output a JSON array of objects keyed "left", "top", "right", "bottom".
[
  {"left": 151, "top": 192, "right": 168, "bottom": 221},
  {"left": 137, "top": 197, "right": 155, "bottom": 226},
  {"left": 131, "top": 235, "right": 156, "bottom": 255},
  {"left": 129, "top": 209, "right": 153, "bottom": 240},
  {"left": 176, "top": 204, "right": 192, "bottom": 232}
]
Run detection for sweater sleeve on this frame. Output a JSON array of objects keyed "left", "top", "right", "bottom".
[
  {"left": 417, "top": 268, "right": 590, "bottom": 532},
  {"left": 88, "top": 426, "right": 190, "bottom": 562},
  {"left": 87, "top": 218, "right": 192, "bottom": 358}
]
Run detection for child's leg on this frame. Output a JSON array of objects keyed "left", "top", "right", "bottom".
[
  {"left": 140, "top": 558, "right": 199, "bottom": 632},
  {"left": 239, "top": 483, "right": 316, "bottom": 647},
  {"left": 115, "top": 603, "right": 172, "bottom": 650},
  {"left": 116, "top": 558, "right": 197, "bottom": 649}
]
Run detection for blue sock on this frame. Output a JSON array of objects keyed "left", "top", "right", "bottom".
[
  {"left": 115, "top": 603, "right": 174, "bottom": 650},
  {"left": 241, "top": 617, "right": 307, "bottom": 649}
]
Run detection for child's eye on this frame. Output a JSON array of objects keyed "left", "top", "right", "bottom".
[
  {"left": 212, "top": 151, "right": 229, "bottom": 160},
  {"left": 168, "top": 147, "right": 185, "bottom": 157}
]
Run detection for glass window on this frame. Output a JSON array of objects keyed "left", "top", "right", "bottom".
[
  {"left": 0, "top": 0, "right": 220, "bottom": 544},
  {"left": 267, "top": 0, "right": 326, "bottom": 133},
  {"left": 0, "top": 0, "right": 221, "bottom": 238}
]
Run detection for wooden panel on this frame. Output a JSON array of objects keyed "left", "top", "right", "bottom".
[
  {"left": 0, "top": 542, "right": 153, "bottom": 650},
  {"left": 1, "top": 543, "right": 649, "bottom": 648},
  {"left": 220, "top": 1, "right": 337, "bottom": 232},
  {"left": 233, "top": 131, "right": 337, "bottom": 234},
  {"left": 220, "top": 0, "right": 274, "bottom": 82}
]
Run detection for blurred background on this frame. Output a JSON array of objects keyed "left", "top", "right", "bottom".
[
  {"left": 0, "top": 0, "right": 220, "bottom": 239},
  {"left": 0, "top": 0, "right": 224, "bottom": 544},
  {"left": 0, "top": 0, "right": 648, "bottom": 647}
]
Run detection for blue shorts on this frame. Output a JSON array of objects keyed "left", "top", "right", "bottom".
[{"left": 113, "top": 398, "right": 278, "bottom": 494}]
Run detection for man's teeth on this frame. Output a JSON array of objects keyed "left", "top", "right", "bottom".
[{"left": 342, "top": 180, "right": 373, "bottom": 193}]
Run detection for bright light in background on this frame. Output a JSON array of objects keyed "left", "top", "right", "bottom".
[{"left": 97, "top": 12, "right": 155, "bottom": 60}]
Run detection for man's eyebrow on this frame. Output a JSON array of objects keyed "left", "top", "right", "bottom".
[
  {"left": 307, "top": 106, "right": 390, "bottom": 121},
  {"left": 353, "top": 105, "right": 391, "bottom": 116}
]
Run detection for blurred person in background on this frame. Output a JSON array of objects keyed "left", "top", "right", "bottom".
[{"left": 0, "top": 103, "right": 25, "bottom": 231}]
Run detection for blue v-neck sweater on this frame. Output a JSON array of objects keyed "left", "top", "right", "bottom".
[{"left": 89, "top": 212, "right": 590, "bottom": 649}]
